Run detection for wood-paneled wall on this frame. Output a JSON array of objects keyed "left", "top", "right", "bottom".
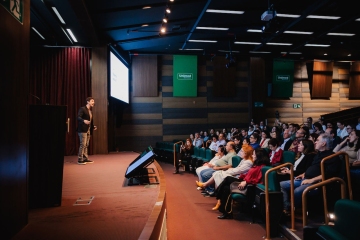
[
  {"left": 116, "top": 55, "right": 250, "bottom": 151},
  {"left": 266, "top": 61, "right": 360, "bottom": 125},
  {"left": 0, "top": 0, "right": 30, "bottom": 238}
]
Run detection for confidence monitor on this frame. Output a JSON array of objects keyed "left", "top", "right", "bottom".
[{"left": 125, "top": 150, "right": 155, "bottom": 179}]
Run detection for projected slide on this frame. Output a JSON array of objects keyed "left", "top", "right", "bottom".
[{"left": 110, "top": 51, "right": 129, "bottom": 103}]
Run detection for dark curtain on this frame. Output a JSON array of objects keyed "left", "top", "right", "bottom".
[{"left": 29, "top": 47, "right": 92, "bottom": 156}]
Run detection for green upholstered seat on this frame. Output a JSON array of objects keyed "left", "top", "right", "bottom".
[
  {"left": 232, "top": 155, "right": 242, "bottom": 168},
  {"left": 283, "top": 151, "right": 296, "bottom": 164},
  {"left": 256, "top": 166, "right": 280, "bottom": 192}
]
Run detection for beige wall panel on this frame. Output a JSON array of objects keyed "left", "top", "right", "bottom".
[
  {"left": 332, "top": 83, "right": 340, "bottom": 88},
  {"left": 123, "top": 113, "right": 162, "bottom": 120},
  {"left": 163, "top": 97, "right": 207, "bottom": 103},
  {"left": 266, "top": 101, "right": 302, "bottom": 108},
  {"left": 331, "top": 88, "right": 339, "bottom": 93},
  {"left": 293, "top": 82, "right": 302, "bottom": 88},
  {"left": 163, "top": 119, "right": 208, "bottom": 124},
  {"left": 331, "top": 92, "right": 340, "bottom": 98},
  {"left": 163, "top": 55, "right": 173, "bottom": 61},
  {"left": 162, "top": 86, "right": 173, "bottom": 92},
  {"left": 162, "top": 101, "right": 208, "bottom": 108},
  {"left": 302, "top": 102, "right": 340, "bottom": 108},
  {"left": 301, "top": 88, "right": 310, "bottom": 93},
  {"left": 340, "top": 88, "right": 349, "bottom": 93},
  {"left": 275, "top": 112, "right": 303, "bottom": 118},
  {"left": 338, "top": 68, "right": 349, "bottom": 75},
  {"left": 208, "top": 117, "right": 248, "bottom": 124},
  {"left": 266, "top": 108, "right": 303, "bottom": 113},
  {"left": 199, "top": 65, "right": 207, "bottom": 76},
  {"left": 302, "top": 108, "right": 337, "bottom": 114},
  {"left": 339, "top": 82, "right": 349, "bottom": 88},
  {"left": 131, "top": 96, "right": 162, "bottom": 103},
  {"left": 340, "top": 102, "right": 360, "bottom": 108},
  {"left": 301, "top": 93, "right": 310, "bottom": 98},
  {"left": 301, "top": 82, "right": 310, "bottom": 88},
  {"left": 163, "top": 135, "right": 188, "bottom": 142},
  {"left": 302, "top": 99, "right": 339, "bottom": 103},
  {"left": 293, "top": 88, "right": 302, "bottom": 93},
  {"left": 162, "top": 69, "right": 172, "bottom": 76},
  {"left": 340, "top": 93, "right": 349, "bottom": 98},
  {"left": 289, "top": 97, "right": 304, "bottom": 102},
  {"left": 268, "top": 118, "right": 303, "bottom": 124},
  {"left": 207, "top": 102, "right": 249, "bottom": 108},
  {"left": 199, "top": 86, "right": 207, "bottom": 92}
]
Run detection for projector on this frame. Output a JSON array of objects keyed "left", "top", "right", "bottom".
[{"left": 261, "top": 10, "right": 276, "bottom": 21}]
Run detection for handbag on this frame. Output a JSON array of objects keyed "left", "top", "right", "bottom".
[{"left": 230, "top": 181, "right": 248, "bottom": 195}]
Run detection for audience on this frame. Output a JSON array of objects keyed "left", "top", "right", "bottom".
[
  {"left": 259, "top": 130, "right": 270, "bottom": 148},
  {"left": 193, "top": 132, "right": 203, "bottom": 147},
  {"left": 196, "top": 145, "right": 226, "bottom": 182},
  {"left": 280, "top": 129, "right": 293, "bottom": 151},
  {"left": 268, "top": 138, "right": 283, "bottom": 166},
  {"left": 333, "top": 130, "right": 360, "bottom": 164},
  {"left": 249, "top": 133, "right": 260, "bottom": 149},
  {"left": 337, "top": 121, "right": 348, "bottom": 140},
  {"left": 174, "top": 138, "right": 194, "bottom": 174}
]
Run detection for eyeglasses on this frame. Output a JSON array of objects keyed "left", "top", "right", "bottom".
[
  {"left": 296, "top": 131, "right": 304, "bottom": 134},
  {"left": 249, "top": 136, "right": 254, "bottom": 139},
  {"left": 347, "top": 127, "right": 352, "bottom": 129}
]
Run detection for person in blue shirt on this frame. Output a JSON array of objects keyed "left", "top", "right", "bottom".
[{"left": 249, "top": 133, "right": 260, "bottom": 149}]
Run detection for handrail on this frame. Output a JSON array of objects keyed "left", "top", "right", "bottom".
[
  {"left": 173, "top": 141, "right": 183, "bottom": 167},
  {"left": 264, "top": 163, "right": 295, "bottom": 240},
  {"left": 320, "top": 152, "right": 352, "bottom": 225},
  {"left": 302, "top": 177, "right": 346, "bottom": 227}
]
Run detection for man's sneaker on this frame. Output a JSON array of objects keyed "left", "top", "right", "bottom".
[
  {"left": 78, "top": 161, "right": 86, "bottom": 165},
  {"left": 84, "top": 159, "right": 94, "bottom": 163}
]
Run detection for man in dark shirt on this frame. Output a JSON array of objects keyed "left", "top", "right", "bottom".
[{"left": 280, "top": 133, "right": 341, "bottom": 211}]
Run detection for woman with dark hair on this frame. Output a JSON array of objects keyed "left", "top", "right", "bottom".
[
  {"left": 313, "top": 122, "right": 324, "bottom": 135},
  {"left": 280, "top": 139, "right": 316, "bottom": 177},
  {"left": 309, "top": 132, "right": 319, "bottom": 144},
  {"left": 268, "top": 138, "right": 283, "bottom": 166},
  {"left": 214, "top": 148, "right": 270, "bottom": 219},
  {"left": 174, "top": 138, "right": 194, "bottom": 174},
  {"left": 259, "top": 130, "right": 270, "bottom": 148},
  {"left": 333, "top": 130, "right": 360, "bottom": 164}
]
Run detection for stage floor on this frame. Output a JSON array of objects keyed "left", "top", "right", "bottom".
[{"left": 14, "top": 152, "right": 160, "bottom": 240}]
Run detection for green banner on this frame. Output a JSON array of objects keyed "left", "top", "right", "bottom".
[
  {"left": 272, "top": 60, "right": 294, "bottom": 97},
  {"left": 1, "top": 0, "right": 23, "bottom": 24},
  {"left": 173, "top": 55, "right": 197, "bottom": 97}
]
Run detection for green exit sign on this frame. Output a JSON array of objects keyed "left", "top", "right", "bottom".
[{"left": 293, "top": 104, "right": 301, "bottom": 108}]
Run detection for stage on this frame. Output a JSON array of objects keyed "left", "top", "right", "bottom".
[{"left": 14, "top": 152, "right": 161, "bottom": 240}]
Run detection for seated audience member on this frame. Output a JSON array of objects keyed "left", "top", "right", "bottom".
[
  {"left": 346, "top": 125, "right": 355, "bottom": 138},
  {"left": 174, "top": 138, "right": 194, "bottom": 174},
  {"left": 238, "top": 138, "right": 250, "bottom": 157},
  {"left": 326, "top": 122, "right": 333, "bottom": 129},
  {"left": 279, "top": 139, "right": 316, "bottom": 179},
  {"left": 259, "top": 130, "right": 270, "bottom": 149},
  {"left": 248, "top": 125, "right": 254, "bottom": 136},
  {"left": 313, "top": 122, "right": 324, "bottom": 135},
  {"left": 309, "top": 132, "right": 319, "bottom": 144},
  {"left": 196, "top": 145, "right": 225, "bottom": 182},
  {"left": 280, "top": 133, "right": 341, "bottom": 212},
  {"left": 193, "top": 132, "right": 204, "bottom": 147},
  {"left": 209, "top": 128, "right": 215, "bottom": 137},
  {"left": 268, "top": 138, "right": 283, "bottom": 166},
  {"left": 288, "top": 127, "right": 308, "bottom": 154},
  {"left": 259, "top": 121, "right": 265, "bottom": 130},
  {"left": 356, "top": 118, "right": 360, "bottom": 131},
  {"left": 196, "top": 141, "right": 237, "bottom": 195},
  {"left": 318, "top": 118, "right": 326, "bottom": 131},
  {"left": 214, "top": 148, "right": 270, "bottom": 219},
  {"left": 249, "top": 133, "right": 260, "bottom": 149},
  {"left": 218, "top": 133, "right": 226, "bottom": 145},
  {"left": 199, "top": 131, "right": 204, "bottom": 138},
  {"left": 233, "top": 136, "right": 242, "bottom": 153},
  {"left": 337, "top": 121, "right": 348, "bottom": 140},
  {"left": 289, "top": 123, "right": 300, "bottom": 140},
  {"left": 333, "top": 130, "right": 360, "bottom": 164},
  {"left": 325, "top": 127, "right": 340, "bottom": 150},
  {"left": 240, "top": 128, "right": 249, "bottom": 142},
  {"left": 216, "top": 130, "right": 220, "bottom": 136},
  {"left": 196, "top": 145, "right": 254, "bottom": 196},
  {"left": 280, "top": 129, "right": 293, "bottom": 151},
  {"left": 190, "top": 133, "right": 194, "bottom": 142},
  {"left": 270, "top": 127, "right": 282, "bottom": 144},
  {"left": 203, "top": 131, "right": 209, "bottom": 142},
  {"left": 208, "top": 135, "right": 218, "bottom": 151}
]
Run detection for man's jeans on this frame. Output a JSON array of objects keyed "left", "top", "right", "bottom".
[
  {"left": 280, "top": 178, "right": 316, "bottom": 210},
  {"left": 78, "top": 132, "right": 90, "bottom": 161}
]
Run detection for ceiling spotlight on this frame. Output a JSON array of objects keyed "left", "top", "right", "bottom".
[
  {"left": 160, "top": 27, "right": 166, "bottom": 33},
  {"left": 163, "top": 16, "right": 168, "bottom": 23},
  {"left": 166, "top": 7, "right": 171, "bottom": 13}
]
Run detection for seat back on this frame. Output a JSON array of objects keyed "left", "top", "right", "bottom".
[
  {"left": 283, "top": 151, "right": 296, "bottom": 164},
  {"left": 232, "top": 155, "right": 241, "bottom": 168},
  {"left": 334, "top": 199, "right": 360, "bottom": 240},
  {"left": 257, "top": 166, "right": 281, "bottom": 192},
  {"left": 204, "top": 149, "right": 213, "bottom": 162},
  {"left": 198, "top": 147, "right": 206, "bottom": 159}
]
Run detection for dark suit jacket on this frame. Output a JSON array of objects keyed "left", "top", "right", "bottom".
[
  {"left": 283, "top": 139, "right": 294, "bottom": 151},
  {"left": 294, "top": 153, "right": 316, "bottom": 176},
  {"left": 77, "top": 106, "right": 94, "bottom": 134}
]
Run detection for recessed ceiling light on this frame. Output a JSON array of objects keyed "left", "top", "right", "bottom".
[
  {"left": 196, "top": 27, "right": 229, "bottom": 30},
  {"left": 306, "top": 15, "right": 340, "bottom": 20},
  {"left": 66, "top": 29, "right": 78, "bottom": 42},
  {"left": 266, "top": 42, "right": 292, "bottom": 46},
  {"left": 305, "top": 44, "right": 330, "bottom": 47},
  {"left": 218, "top": 50, "right": 240, "bottom": 53},
  {"left": 188, "top": 40, "right": 217, "bottom": 43},
  {"left": 284, "top": 30, "right": 313, "bottom": 34},
  {"left": 179, "top": 49, "right": 203, "bottom": 51},
  {"left": 31, "top": 27, "right": 45, "bottom": 40},
  {"left": 160, "top": 27, "right": 166, "bottom": 33},
  {"left": 142, "top": 6, "right": 151, "bottom": 9},
  {"left": 276, "top": 13, "right": 301, "bottom": 18},
  {"left": 142, "top": 24, "right": 149, "bottom": 27},
  {"left": 348, "top": 54, "right": 352, "bottom": 56},
  {"left": 247, "top": 29, "right": 262, "bottom": 33},
  {"left": 249, "top": 51, "right": 271, "bottom": 54},
  {"left": 356, "top": 18, "right": 360, "bottom": 21},
  {"left": 163, "top": 17, "right": 168, "bottom": 23},
  {"left": 281, "top": 52, "right": 302, "bottom": 55},
  {"left": 327, "top": 33, "right": 355, "bottom": 36},
  {"left": 234, "top": 41, "right": 261, "bottom": 45},
  {"left": 52, "top": 7, "right": 66, "bottom": 24},
  {"left": 206, "top": 9, "right": 244, "bottom": 14},
  {"left": 324, "top": 53, "right": 328, "bottom": 55}
]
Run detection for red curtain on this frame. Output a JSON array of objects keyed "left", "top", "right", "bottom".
[{"left": 29, "top": 47, "right": 92, "bottom": 156}]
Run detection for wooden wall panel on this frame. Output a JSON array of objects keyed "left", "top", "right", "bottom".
[
  {"left": 312, "top": 73, "right": 333, "bottom": 98},
  {"left": 132, "top": 55, "right": 158, "bottom": 97},
  {"left": 213, "top": 57, "right": 236, "bottom": 97},
  {"left": 92, "top": 46, "right": 108, "bottom": 154},
  {"left": 0, "top": 0, "right": 30, "bottom": 238},
  {"left": 349, "top": 62, "right": 360, "bottom": 98}
]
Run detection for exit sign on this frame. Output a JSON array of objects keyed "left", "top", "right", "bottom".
[{"left": 293, "top": 104, "right": 301, "bottom": 108}]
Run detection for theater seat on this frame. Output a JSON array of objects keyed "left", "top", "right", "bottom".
[{"left": 317, "top": 199, "right": 360, "bottom": 240}]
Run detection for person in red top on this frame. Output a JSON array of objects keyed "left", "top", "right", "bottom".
[
  {"left": 268, "top": 138, "right": 283, "bottom": 166},
  {"left": 213, "top": 148, "right": 271, "bottom": 219}
]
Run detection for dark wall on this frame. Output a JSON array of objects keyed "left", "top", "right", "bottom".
[{"left": 0, "top": 0, "right": 30, "bottom": 239}]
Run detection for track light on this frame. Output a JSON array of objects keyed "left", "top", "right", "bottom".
[
  {"left": 166, "top": 7, "right": 171, "bottom": 13},
  {"left": 160, "top": 26, "right": 166, "bottom": 33},
  {"left": 163, "top": 16, "right": 168, "bottom": 23}
]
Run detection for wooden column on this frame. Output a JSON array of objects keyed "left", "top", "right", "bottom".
[
  {"left": 310, "top": 61, "right": 333, "bottom": 98},
  {"left": 250, "top": 57, "right": 266, "bottom": 123},
  {"left": 349, "top": 62, "right": 360, "bottom": 99},
  {"left": 132, "top": 55, "right": 158, "bottom": 97}
]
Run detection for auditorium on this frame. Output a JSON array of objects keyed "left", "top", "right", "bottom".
[{"left": 2, "top": 1, "right": 360, "bottom": 239}]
